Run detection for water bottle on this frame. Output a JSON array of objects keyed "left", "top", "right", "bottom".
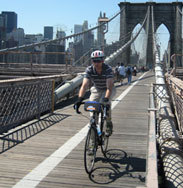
[{"left": 96, "top": 124, "right": 102, "bottom": 136}]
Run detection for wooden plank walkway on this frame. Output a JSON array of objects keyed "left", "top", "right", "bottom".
[{"left": 0, "top": 71, "right": 155, "bottom": 188}]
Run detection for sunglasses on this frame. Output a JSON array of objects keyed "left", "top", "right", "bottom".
[{"left": 93, "top": 60, "right": 103, "bottom": 63}]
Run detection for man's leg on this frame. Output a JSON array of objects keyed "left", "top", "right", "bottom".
[
  {"left": 87, "top": 87, "right": 102, "bottom": 155},
  {"left": 89, "top": 87, "right": 102, "bottom": 124},
  {"left": 101, "top": 87, "right": 116, "bottom": 136},
  {"left": 129, "top": 74, "right": 132, "bottom": 83}
]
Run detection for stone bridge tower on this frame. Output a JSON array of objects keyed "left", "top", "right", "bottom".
[{"left": 118, "top": 2, "right": 183, "bottom": 68}]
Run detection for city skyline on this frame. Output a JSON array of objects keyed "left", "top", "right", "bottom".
[
  {"left": 0, "top": 0, "right": 178, "bottom": 36},
  {"left": 1, "top": 0, "right": 181, "bottom": 60}
]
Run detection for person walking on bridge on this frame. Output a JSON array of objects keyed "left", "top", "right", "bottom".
[
  {"left": 118, "top": 63, "right": 126, "bottom": 85},
  {"left": 126, "top": 65, "right": 133, "bottom": 85},
  {"left": 74, "top": 50, "right": 116, "bottom": 136}
]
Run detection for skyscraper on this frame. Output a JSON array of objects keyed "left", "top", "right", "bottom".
[
  {"left": 82, "top": 20, "right": 94, "bottom": 53},
  {"left": 2, "top": 11, "right": 17, "bottom": 33},
  {"left": 74, "top": 24, "right": 82, "bottom": 43},
  {"left": 0, "top": 14, "right": 6, "bottom": 48},
  {"left": 97, "top": 12, "right": 108, "bottom": 50},
  {"left": 44, "top": 26, "right": 53, "bottom": 40},
  {"left": 56, "top": 30, "right": 66, "bottom": 47}
]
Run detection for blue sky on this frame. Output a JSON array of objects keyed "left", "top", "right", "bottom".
[
  {"left": 0, "top": 0, "right": 177, "bottom": 35},
  {"left": 1, "top": 0, "right": 179, "bottom": 59},
  {"left": 0, "top": 0, "right": 122, "bottom": 35}
]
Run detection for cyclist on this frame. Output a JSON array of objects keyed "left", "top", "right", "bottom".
[{"left": 74, "top": 50, "right": 116, "bottom": 136}]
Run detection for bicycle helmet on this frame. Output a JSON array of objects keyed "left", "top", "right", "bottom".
[{"left": 91, "top": 50, "right": 105, "bottom": 62}]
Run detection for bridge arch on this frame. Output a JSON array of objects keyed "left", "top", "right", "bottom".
[
  {"left": 156, "top": 24, "right": 170, "bottom": 61},
  {"left": 119, "top": 2, "right": 183, "bottom": 68},
  {"left": 131, "top": 24, "right": 146, "bottom": 66}
]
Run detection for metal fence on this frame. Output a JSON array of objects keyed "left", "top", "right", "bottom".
[
  {"left": 0, "top": 78, "right": 54, "bottom": 134},
  {"left": 165, "top": 73, "right": 183, "bottom": 133}
]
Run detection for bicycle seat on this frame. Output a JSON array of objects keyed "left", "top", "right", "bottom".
[{"left": 84, "top": 101, "right": 101, "bottom": 112}]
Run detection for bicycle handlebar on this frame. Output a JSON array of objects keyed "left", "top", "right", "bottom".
[{"left": 74, "top": 101, "right": 109, "bottom": 117}]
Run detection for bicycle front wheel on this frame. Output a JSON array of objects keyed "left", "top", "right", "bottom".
[
  {"left": 84, "top": 126, "right": 97, "bottom": 174},
  {"left": 101, "top": 120, "right": 109, "bottom": 157}
]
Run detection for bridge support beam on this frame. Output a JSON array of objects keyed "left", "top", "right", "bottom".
[
  {"left": 119, "top": 2, "right": 183, "bottom": 69},
  {"left": 172, "top": 2, "right": 182, "bottom": 67},
  {"left": 119, "top": 2, "right": 131, "bottom": 66}
]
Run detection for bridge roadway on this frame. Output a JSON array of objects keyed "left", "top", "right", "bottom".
[{"left": 0, "top": 71, "right": 155, "bottom": 188}]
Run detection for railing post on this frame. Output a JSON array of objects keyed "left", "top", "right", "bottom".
[
  {"left": 51, "top": 80, "right": 55, "bottom": 113},
  {"left": 37, "top": 81, "right": 41, "bottom": 120},
  {"left": 30, "top": 52, "right": 33, "bottom": 75}
]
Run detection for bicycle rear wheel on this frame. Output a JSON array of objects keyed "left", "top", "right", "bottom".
[
  {"left": 101, "top": 120, "right": 109, "bottom": 157},
  {"left": 84, "top": 126, "right": 97, "bottom": 174}
]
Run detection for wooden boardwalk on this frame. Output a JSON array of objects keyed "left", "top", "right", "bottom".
[{"left": 0, "top": 71, "right": 155, "bottom": 188}]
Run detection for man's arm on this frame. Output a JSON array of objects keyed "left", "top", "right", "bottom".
[
  {"left": 105, "top": 78, "right": 114, "bottom": 99},
  {"left": 78, "top": 78, "right": 90, "bottom": 98}
]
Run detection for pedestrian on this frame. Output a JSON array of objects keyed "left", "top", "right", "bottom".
[
  {"left": 74, "top": 50, "right": 116, "bottom": 136},
  {"left": 118, "top": 63, "right": 126, "bottom": 85},
  {"left": 126, "top": 65, "right": 132, "bottom": 84},
  {"left": 133, "top": 66, "right": 137, "bottom": 76},
  {"left": 114, "top": 63, "right": 120, "bottom": 82}
]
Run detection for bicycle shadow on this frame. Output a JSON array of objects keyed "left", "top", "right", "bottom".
[{"left": 89, "top": 149, "right": 146, "bottom": 185}]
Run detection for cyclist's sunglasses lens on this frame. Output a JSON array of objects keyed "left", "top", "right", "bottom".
[{"left": 93, "top": 60, "right": 102, "bottom": 63}]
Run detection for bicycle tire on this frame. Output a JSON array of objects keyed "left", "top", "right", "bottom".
[
  {"left": 101, "top": 120, "right": 109, "bottom": 157},
  {"left": 84, "top": 126, "right": 97, "bottom": 174}
]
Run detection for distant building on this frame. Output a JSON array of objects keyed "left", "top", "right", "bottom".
[
  {"left": 73, "top": 21, "right": 94, "bottom": 60},
  {"left": 45, "top": 44, "right": 65, "bottom": 64},
  {"left": 73, "top": 40, "right": 83, "bottom": 61},
  {"left": 82, "top": 21, "right": 94, "bottom": 53},
  {"left": 97, "top": 12, "right": 108, "bottom": 50},
  {"left": 68, "top": 42, "right": 74, "bottom": 52},
  {"left": 82, "top": 20, "right": 88, "bottom": 31},
  {"left": 34, "top": 34, "right": 44, "bottom": 43},
  {"left": 5, "top": 38, "right": 18, "bottom": 48},
  {"left": 82, "top": 21, "right": 89, "bottom": 53},
  {"left": 24, "top": 34, "right": 43, "bottom": 45},
  {"left": 0, "top": 14, "right": 6, "bottom": 48},
  {"left": 56, "top": 30, "right": 66, "bottom": 47},
  {"left": 74, "top": 24, "right": 82, "bottom": 43},
  {"left": 44, "top": 26, "right": 53, "bottom": 40},
  {"left": 6, "top": 28, "right": 25, "bottom": 46},
  {"left": 2, "top": 11, "right": 17, "bottom": 33}
]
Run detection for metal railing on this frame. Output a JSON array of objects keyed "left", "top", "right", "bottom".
[
  {"left": 165, "top": 73, "right": 183, "bottom": 133},
  {"left": 0, "top": 77, "right": 56, "bottom": 134},
  {"left": 145, "top": 85, "right": 158, "bottom": 188}
]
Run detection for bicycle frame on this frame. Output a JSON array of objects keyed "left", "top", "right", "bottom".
[
  {"left": 89, "top": 104, "right": 107, "bottom": 136},
  {"left": 76, "top": 101, "right": 109, "bottom": 174}
]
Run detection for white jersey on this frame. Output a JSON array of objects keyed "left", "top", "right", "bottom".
[{"left": 118, "top": 66, "right": 126, "bottom": 76}]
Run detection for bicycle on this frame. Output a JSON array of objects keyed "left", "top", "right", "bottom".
[{"left": 76, "top": 101, "right": 109, "bottom": 174}]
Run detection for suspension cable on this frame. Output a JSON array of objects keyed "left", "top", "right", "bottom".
[
  {"left": 0, "top": 7, "right": 125, "bottom": 53},
  {"left": 105, "top": 6, "right": 150, "bottom": 64},
  {"left": 177, "top": 6, "right": 183, "bottom": 15},
  {"left": 73, "top": 48, "right": 93, "bottom": 66}
]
